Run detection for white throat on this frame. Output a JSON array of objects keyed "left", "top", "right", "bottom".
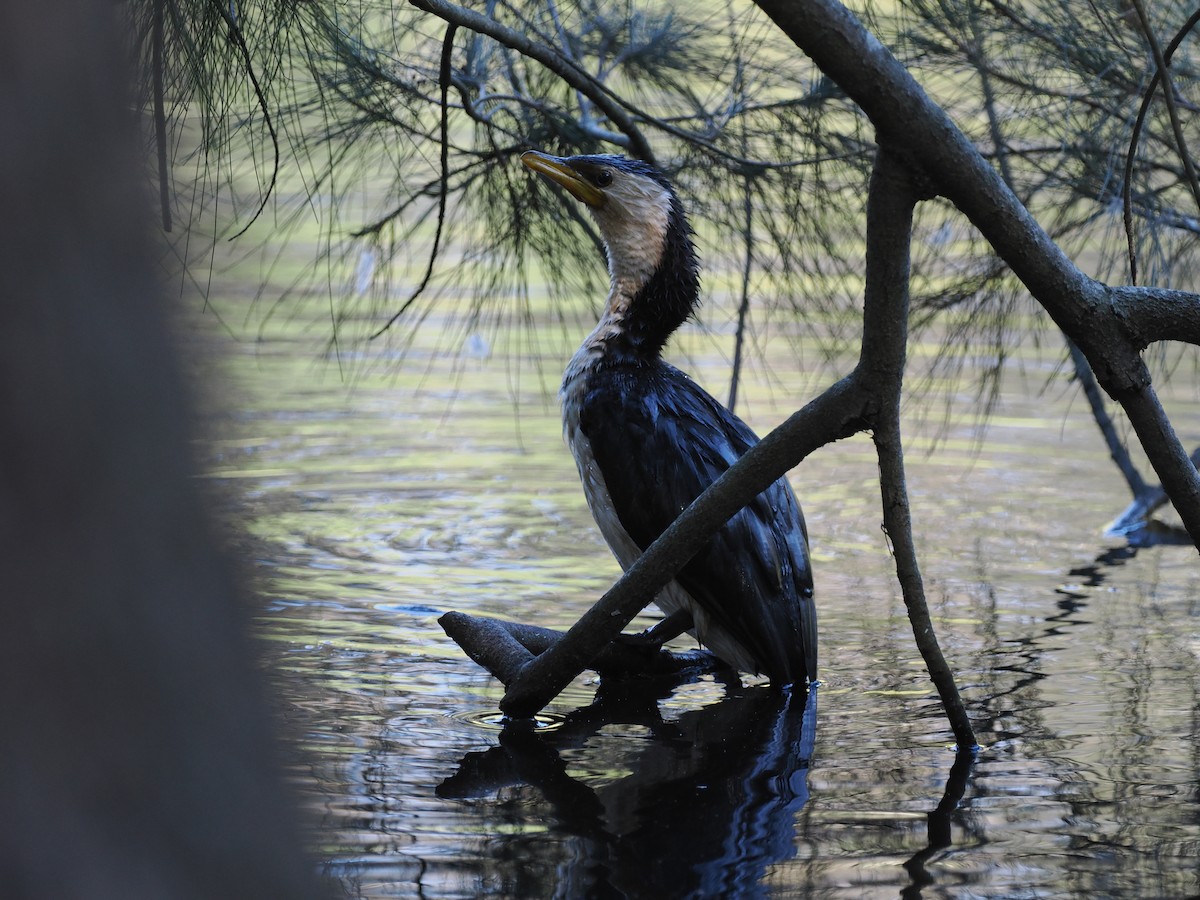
[{"left": 595, "top": 180, "right": 671, "bottom": 301}]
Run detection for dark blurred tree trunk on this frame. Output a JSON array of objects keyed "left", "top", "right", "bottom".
[{"left": 0, "top": 4, "right": 325, "bottom": 898}]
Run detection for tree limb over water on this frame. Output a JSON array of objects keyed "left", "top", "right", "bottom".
[{"left": 755, "top": 0, "right": 1200, "bottom": 544}]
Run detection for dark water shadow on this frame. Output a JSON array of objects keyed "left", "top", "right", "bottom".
[
  {"left": 1052, "top": 528, "right": 1178, "bottom": 612},
  {"left": 440, "top": 680, "right": 817, "bottom": 897},
  {"left": 901, "top": 747, "right": 977, "bottom": 899}
]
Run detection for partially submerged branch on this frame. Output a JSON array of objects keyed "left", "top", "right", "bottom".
[
  {"left": 438, "top": 612, "right": 723, "bottom": 683},
  {"left": 864, "top": 151, "right": 975, "bottom": 750}
]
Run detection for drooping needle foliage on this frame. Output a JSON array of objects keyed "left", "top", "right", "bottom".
[{"left": 128, "top": 0, "right": 1200, "bottom": 407}]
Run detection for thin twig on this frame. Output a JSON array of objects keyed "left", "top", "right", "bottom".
[
  {"left": 1127, "top": 0, "right": 1200, "bottom": 216},
  {"left": 728, "top": 178, "right": 754, "bottom": 412},
  {"left": 152, "top": 0, "right": 171, "bottom": 232},
  {"left": 371, "top": 23, "right": 457, "bottom": 339},
  {"left": 210, "top": 0, "right": 279, "bottom": 240},
  {"left": 728, "top": 54, "right": 754, "bottom": 412},
  {"left": 408, "top": 0, "right": 655, "bottom": 162},
  {"left": 1121, "top": 7, "right": 1200, "bottom": 282}
]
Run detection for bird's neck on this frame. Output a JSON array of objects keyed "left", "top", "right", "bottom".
[{"left": 569, "top": 196, "right": 700, "bottom": 376}]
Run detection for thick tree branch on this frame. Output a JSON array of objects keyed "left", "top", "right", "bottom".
[
  {"left": 753, "top": 0, "right": 1200, "bottom": 549},
  {"left": 439, "top": 612, "right": 722, "bottom": 680},
  {"left": 440, "top": 611, "right": 534, "bottom": 685},
  {"left": 1111, "top": 284, "right": 1200, "bottom": 349}
]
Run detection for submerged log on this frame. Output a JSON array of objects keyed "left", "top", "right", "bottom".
[{"left": 438, "top": 612, "right": 723, "bottom": 686}]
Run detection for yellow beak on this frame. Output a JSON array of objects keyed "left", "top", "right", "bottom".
[{"left": 521, "top": 151, "right": 606, "bottom": 208}]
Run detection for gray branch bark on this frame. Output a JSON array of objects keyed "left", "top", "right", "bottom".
[
  {"left": 439, "top": 612, "right": 722, "bottom": 681},
  {"left": 864, "top": 151, "right": 975, "bottom": 750},
  {"left": 754, "top": 0, "right": 1200, "bottom": 548}
]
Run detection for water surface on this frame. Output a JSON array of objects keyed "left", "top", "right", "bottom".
[{"left": 206, "top": 295, "right": 1200, "bottom": 898}]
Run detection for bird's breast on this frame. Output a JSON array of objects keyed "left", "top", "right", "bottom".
[
  {"left": 561, "top": 365, "right": 640, "bottom": 571},
  {"left": 559, "top": 362, "right": 694, "bottom": 622}
]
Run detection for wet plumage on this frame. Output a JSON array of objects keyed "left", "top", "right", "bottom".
[{"left": 521, "top": 150, "right": 817, "bottom": 686}]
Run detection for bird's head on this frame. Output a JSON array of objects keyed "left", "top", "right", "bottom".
[{"left": 521, "top": 150, "right": 697, "bottom": 313}]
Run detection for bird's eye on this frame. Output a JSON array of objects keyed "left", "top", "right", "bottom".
[{"left": 595, "top": 169, "right": 613, "bottom": 187}]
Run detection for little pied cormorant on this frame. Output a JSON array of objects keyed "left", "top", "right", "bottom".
[{"left": 521, "top": 150, "right": 817, "bottom": 687}]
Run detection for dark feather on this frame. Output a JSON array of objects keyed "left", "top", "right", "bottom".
[{"left": 579, "top": 361, "right": 816, "bottom": 684}]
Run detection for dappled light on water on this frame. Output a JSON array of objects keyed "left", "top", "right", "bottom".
[{"left": 206, "top": 300, "right": 1200, "bottom": 898}]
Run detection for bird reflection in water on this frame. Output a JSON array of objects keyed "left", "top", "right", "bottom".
[{"left": 440, "top": 681, "right": 816, "bottom": 897}]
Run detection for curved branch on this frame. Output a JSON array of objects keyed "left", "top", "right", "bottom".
[
  {"left": 866, "top": 151, "right": 974, "bottom": 750},
  {"left": 1122, "top": 6, "right": 1200, "bottom": 281},
  {"left": 409, "top": 0, "right": 841, "bottom": 174},
  {"left": 210, "top": 0, "right": 279, "bottom": 241},
  {"left": 371, "top": 23, "right": 457, "bottom": 339},
  {"left": 1127, "top": 0, "right": 1200, "bottom": 218},
  {"left": 499, "top": 375, "right": 868, "bottom": 718},
  {"left": 752, "top": 0, "right": 1200, "bottom": 549}
]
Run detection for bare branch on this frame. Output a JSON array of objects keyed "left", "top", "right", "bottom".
[
  {"left": 370, "top": 23, "right": 457, "bottom": 339},
  {"left": 438, "top": 612, "right": 723, "bottom": 681},
  {"left": 753, "top": 0, "right": 1200, "bottom": 548},
  {"left": 866, "top": 150, "right": 975, "bottom": 750},
  {"left": 1127, "top": 0, "right": 1200, "bottom": 219},
  {"left": 499, "top": 375, "right": 867, "bottom": 719},
  {"left": 1122, "top": 7, "right": 1200, "bottom": 282},
  {"left": 209, "top": 0, "right": 279, "bottom": 240}
]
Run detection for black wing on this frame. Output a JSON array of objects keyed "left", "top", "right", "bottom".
[{"left": 579, "top": 363, "right": 816, "bottom": 684}]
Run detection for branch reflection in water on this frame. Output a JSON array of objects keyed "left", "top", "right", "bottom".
[
  {"left": 440, "top": 681, "right": 817, "bottom": 897},
  {"left": 902, "top": 747, "right": 976, "bottom": 898}
]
